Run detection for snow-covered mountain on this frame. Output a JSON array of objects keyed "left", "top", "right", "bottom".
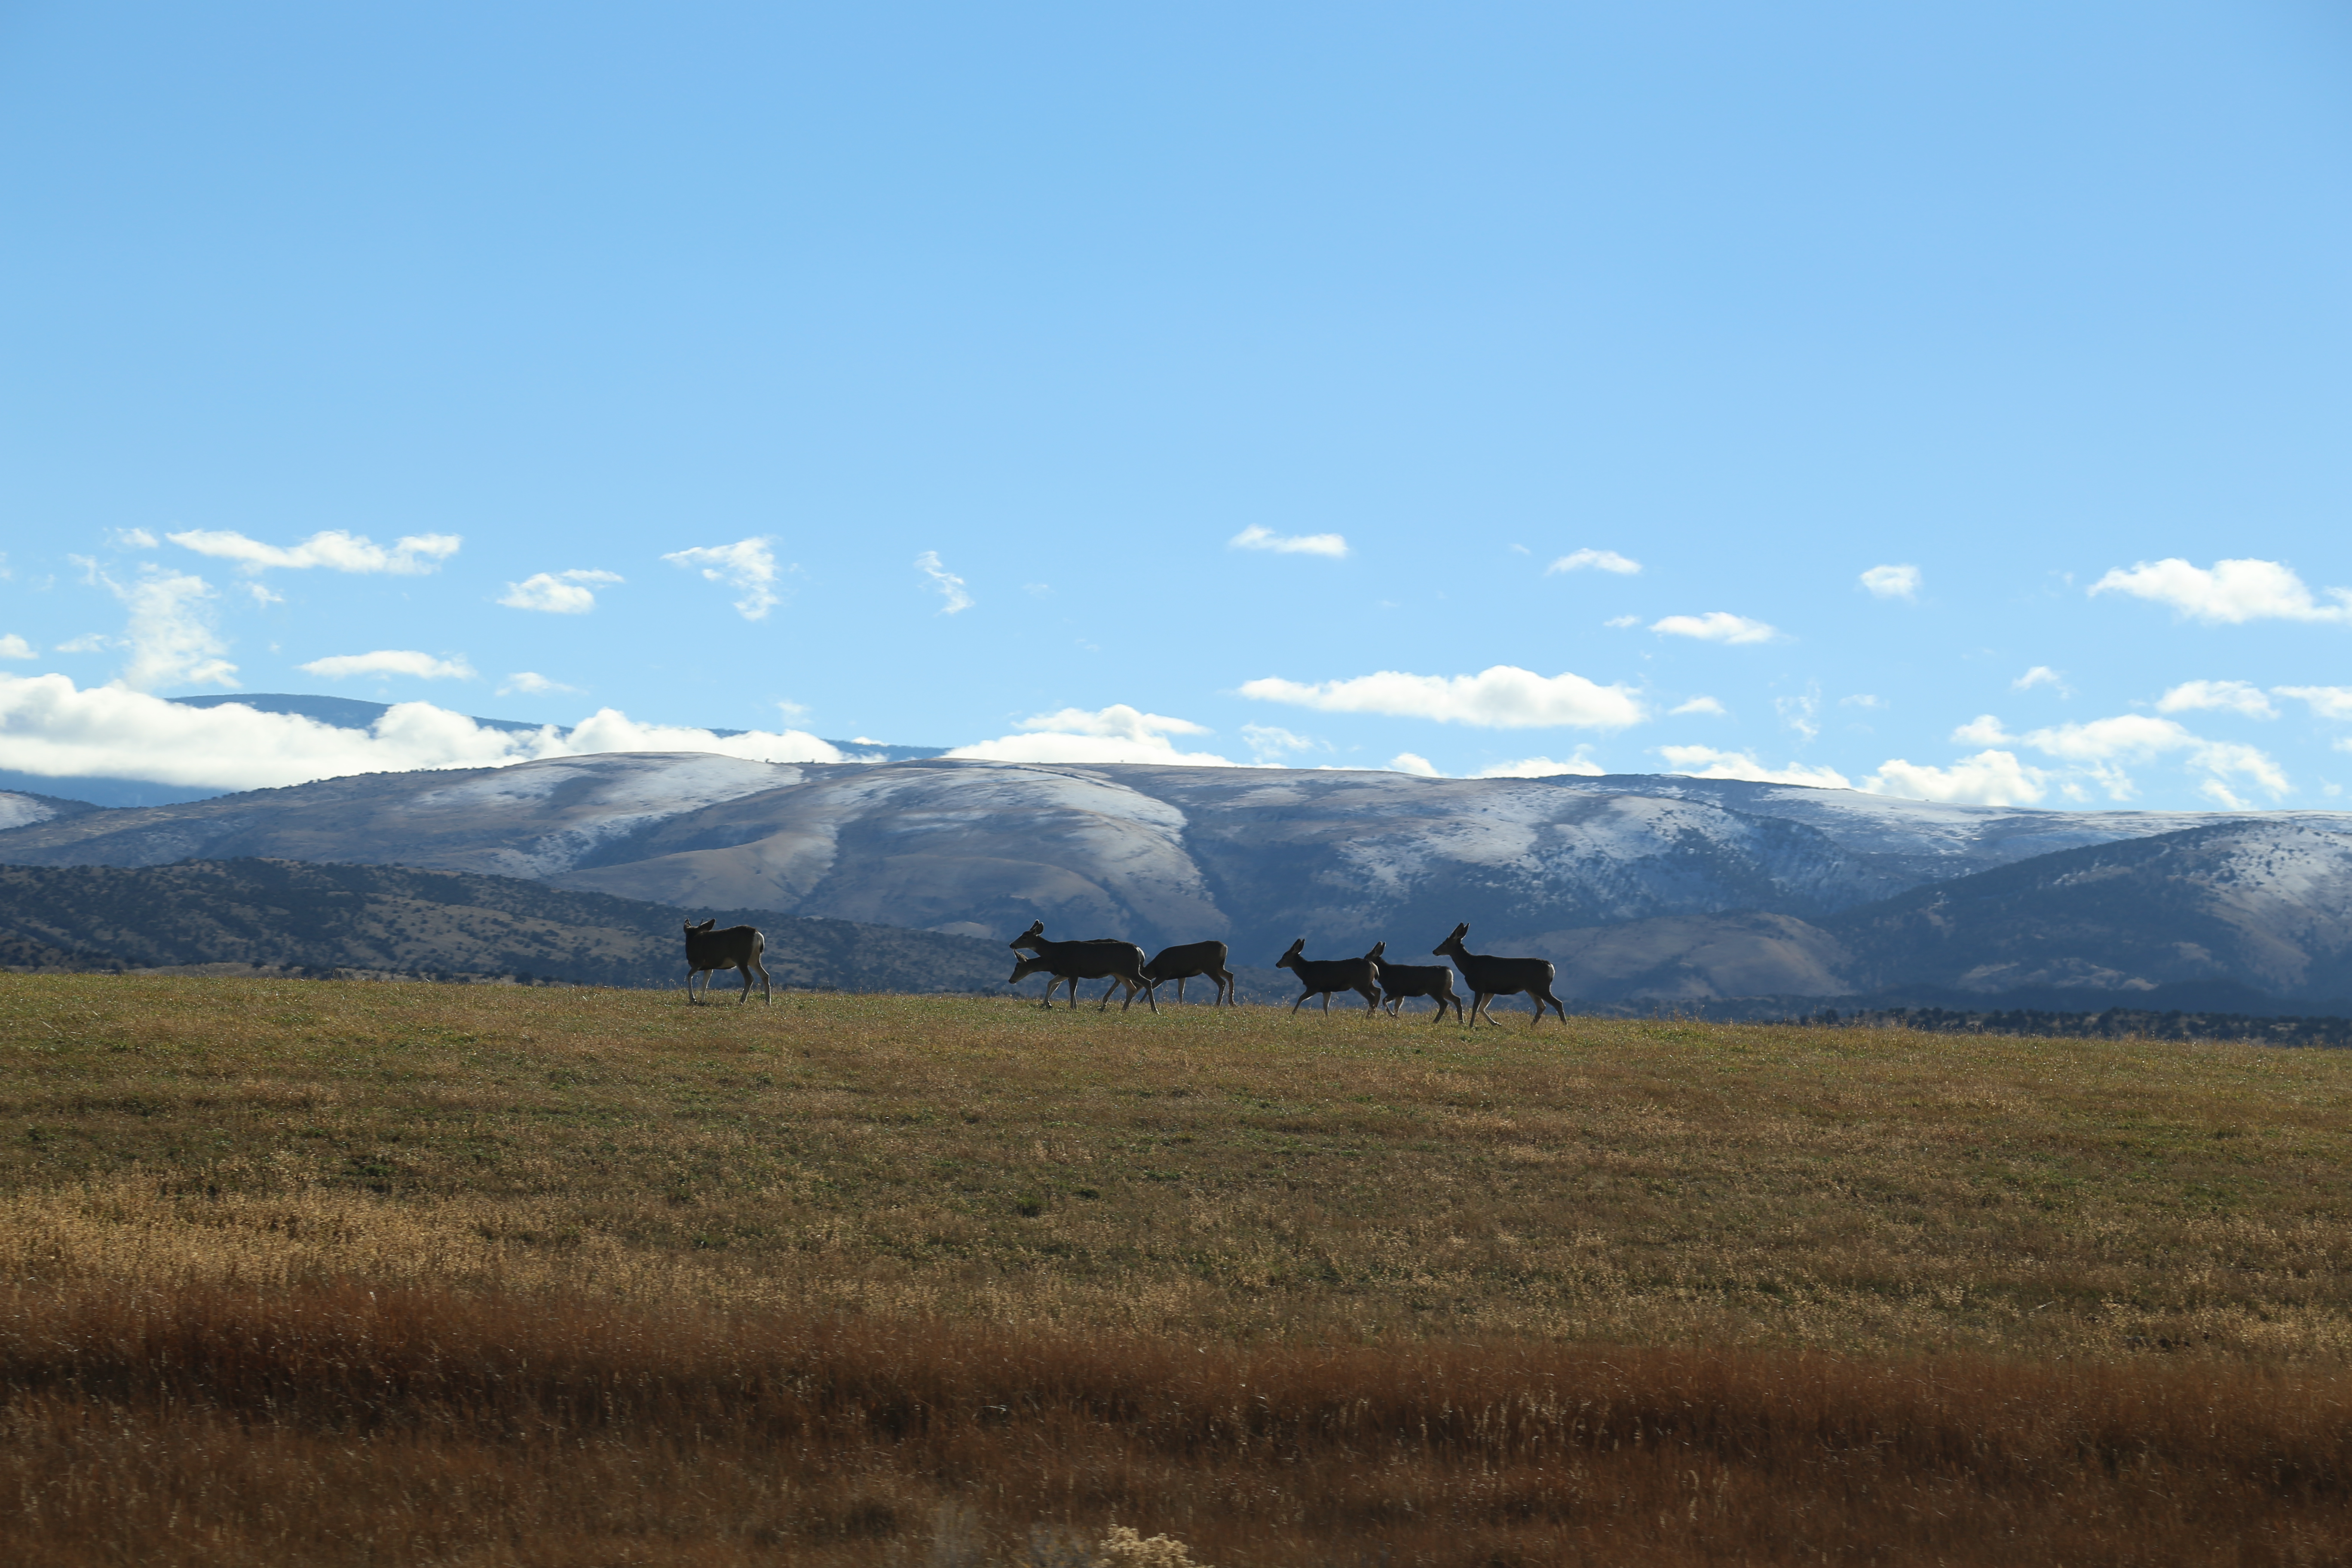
[{"left": 4, "top": 753, "right": 2341, "bottom": 1000}]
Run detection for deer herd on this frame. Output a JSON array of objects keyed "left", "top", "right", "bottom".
[{"left": 683, "top": 913, "right": 1569, "bottom": 1028}]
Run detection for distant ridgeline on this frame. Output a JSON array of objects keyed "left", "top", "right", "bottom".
[{"left": 0, "top": 859, "right": 1008, "bottom": 993}]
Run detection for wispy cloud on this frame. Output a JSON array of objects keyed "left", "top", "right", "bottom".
[
  {"left": 1546, "top": 548, "right": 1640, "bottom": 575},
  {"left": 946, "top": 704, "right": 1233, "bottom": 766},
  {"left": 1859, "top": 564, "right": 1920, "bottom": 600},
  {"left": 2275, "top": 685, "right": 2352, "bottom": 720},
  {"left": 1240, "top": 664, "right": 1645, "bottom": 729},
  {"left": 299, "top": 649, "right": 477, "bottom": 681},
  {"left": 1669, "top": 695, "right": 1727, "bottom": 716},
  {"left": 115, "top": 527, "right": 159, "bottom": 549},
  {"left": 662, "top": 538, "right": 781, "bottom": 621},
  {"left": 1651, "top": 612, "right": 1779, "bottom": 644},
  {"left": 499, "top": 569, "right": 623, "bottom": 615},
  {"left": 168, "top": 528, "right": 462, "bottom": 575},
  {"left": 2012, "top": 665, "right": 2069, "bottom": 694},
  {"left": 1388, "top": 752, "right": 1441, "bottom": 776},
  {"left": 1655, "top": 745, "right": 1850, "bottom": 788},
  {"left": 1239, "top": 723, "right": 1323, "bottom": 761},
  {"left": 497, "top": 671, "right": 579, "bottom": 696},
  {"left": 1228, "top": 524, "right": 1349, "bottom": 558},
  {"left": 2156, "top": 679, "right": 2275, "bottom": 718},
  {"left": 915, "top": 550, "right": 974, "bottom": 614},
  {"left": 2090, "top": 557, "right": 2352, "bottom": 625},
  {"left": 78, "top": 560, "right": 238, "bottom": 690}
]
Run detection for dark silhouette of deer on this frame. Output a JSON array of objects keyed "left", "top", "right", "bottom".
[
  {"left": 1431, "top": 923, "right": 1566, "bottom": 1028},
  {"left": 1007, "top": 922, "right": 1157, "bottom": 1012},
  {"left": 683, "top": 918, "right": 770, "bottom": 1005},
  {"left": 1275, "top": 938, "right": 1380, "bottom": 1015},
  {"left": 1366, "top": 940, "right": 1465, "bottom": 1023},
  {"left": 1136, "top": 940, "right": 1236, "bottom": 1006}
]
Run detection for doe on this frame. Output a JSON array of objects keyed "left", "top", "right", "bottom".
[
  {"left": 1430, "top": 923, "right": 1565, "bottom": 1028},
  {"left": 683, "top": 918, "right": 770, "bottom": 1005}
]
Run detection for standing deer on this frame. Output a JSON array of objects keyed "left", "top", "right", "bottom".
[
  {"left": 1430, "top": 923, "right": 1566, "bottom": 1028},
  {"left": 1275, "top": 938, "right": 1381, "bottom": 1015},
  {"left": 1007, "top": 922, "right": 1158, "bottom": 1012},
  {"left": 1365, "top": 940, "right": 1466, "bottom": 1023},
  {"left": 683, "top": 918, "right": 770, "bottom": 1005}
]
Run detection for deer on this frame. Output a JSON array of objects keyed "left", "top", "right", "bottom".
[
  {"left": 682, "top": 918, "right": 770, "bottom": 1005},
  {"left": 1007, "top": 922, "right": 1158, "bottom": 1012},
  {"left": 1430, "top": 923, "right": 1566, "bottom": 1028},
  {"left": 1135, "top": 940, "right": 1237, "bottom": 1006},
  {"left": 1365, "top": 940, "right": 1466, "bottom": 1023},
  {"left": 1275, "top": 938, "right": 1381, "bottom": 1015}
]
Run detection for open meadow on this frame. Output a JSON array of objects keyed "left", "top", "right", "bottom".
[{"left": 3, "top": 972, "right": 2351, "bottom": 1564}]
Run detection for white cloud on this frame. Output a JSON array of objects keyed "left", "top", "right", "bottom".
[
  {"left": 1951, "top": 714, "right": 2015, "bottom": 745},
  {"left": 662, "top": 538, "right": 781, "bottom": 621},
  {"left": 1651, "top": 612, "right": 1779, "bottom": 644},
  {"left": 80, "top": 562, "right": 238, "bottom": 691},
  {"left": 1669, "top": 696, "right": 1727, "bottom": 716},
  {"left": 1604, "top": 615, "right": 1641, "bottom": 628},
  {"left": 2012, "top": 665, "right": 2069, "bottom": 694},
  {"left": 1859, "top": 564, "right": 1920, "bottom": 600},
  {"left": 1655, "top": 745, "right": 1851, "bottom": 788},
  {"left": 1862, "top": 751, "right": 2048, "bottom": 806},
  {"left": 1228, "top": 524, "right": 1349, "bottom": 558},
  {"left": 2021, "top": 713, "right": 2196, "bottom": 763},
  {"left": 168, "top": 528, "right": 462, "bottom": 576},
  {"left": 1840, "top": 694, "right": 1885, "bottom": 710},
  {"left": 0, "top": 634, "right": 33, "bottom": 660},
  {"left": 1388, "top": 752, "right": 1440, "bottom": 776},
  {"left": 914, "top": 550, "right": 974, "bottom": 614},
  {"left": 1546, "top": 548, "right": 1641, "bottom": 576},
  {"left": 0, "top": 675, "right": 845, "bottom": 792},
  {"left": 1474, "top": 751, "right": 1605, "bottom": 778},
  {"left": 499, "top": 569, "right": 623, "bottom": 615},
  {"left": 242, "top": 582, "right": 284, "bottom": 607},
  {"left": 498, "top": 671, "right": 579, "bottom": 696},
  {"left": 300, "top": 649, "right": 477, "bottom": 681},
  {"left": 1239, "top": 664, "right": 1645, "bottom": 729},
  {"left": 56, "top": 633, "right": 111, "bottom": 654},
  {"left": 946, "top": 704, "right": 1235, "bottom": 766},
  {"left": 116, "top": 527, "right": 159, "bottom": 549},
  {"left": 2273, "top": 686, "right": 2352, "bottom": 721},
  {"left": 2156, "top": 679, "right": 2275, "bottom": 719},
  {"left": 2089, "top": 557, "right": 2352, "bottom": 625}
]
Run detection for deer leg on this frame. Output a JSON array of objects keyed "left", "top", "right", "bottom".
[
  {"left": 749, "top": 953, "right": 772, "bottom": 1005},
  {"left": 1290, "top": 992, "right": 1310, "bottom": 1015}
]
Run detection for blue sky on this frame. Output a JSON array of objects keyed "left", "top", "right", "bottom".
[{"left": 3, "top": 1, "right": 2350, "bottom": 808}]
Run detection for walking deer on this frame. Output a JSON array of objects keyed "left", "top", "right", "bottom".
[
  {"left": 1366, "top": 940, "right": 1466, "bottom": 1023},
  {"left": 1430, "top": 923, "right": 1566, "bottom": 1028},
  {"left": 1007, "top": 922, "right": 1158, "bottom": 1012},
  {"left": 1275, "top": 938, "right": 1381, "bottom": 1015},
  {"left": 1138, "top": 940, "right": 1236, "bottom": 1006},
  {"left": 683, "top": 918, "right": 770, "bottom": 1005}
]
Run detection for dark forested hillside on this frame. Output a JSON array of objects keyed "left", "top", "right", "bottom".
[{"left": 0, "top": 858, "right": 1012, "bottom": 992}]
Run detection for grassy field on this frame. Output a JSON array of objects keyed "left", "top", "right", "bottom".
[{"left": 4, "top": 972, "right": 2351, "bottom": 1564}]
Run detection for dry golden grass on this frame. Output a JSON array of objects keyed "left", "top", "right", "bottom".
[{"left": 4, "top": 972, "right": 2352, "bottom": 1563}]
